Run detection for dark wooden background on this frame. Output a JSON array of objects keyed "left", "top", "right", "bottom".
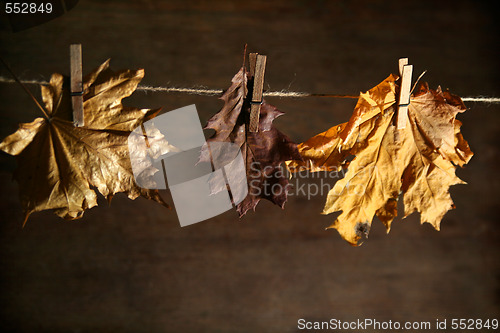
[{"left": 0, "top": 1, "right": 498, "bottom": 332}]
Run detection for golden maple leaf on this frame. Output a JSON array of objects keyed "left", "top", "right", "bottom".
[
  {"left": 288, "top": 75, "right": 473, "bottom": 245},
  {"left": 0, "top": 60, "right": 173, "bottom": 224}
]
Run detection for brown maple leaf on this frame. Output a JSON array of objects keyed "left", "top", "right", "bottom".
[
  {"left": 288, "top": 75, "right": 473, "bottom": 245},
  {"left": 0, "top": 60, "right": 173, "bottom": 224},
  {"left": 200, "top": 66, "right": 302, "bottom": 216}
]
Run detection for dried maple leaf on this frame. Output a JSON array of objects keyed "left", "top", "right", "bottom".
[
  {"left": 0, "top": 60, "right": 173, "bottom": 224},
  {"left": 286, "top": 121, "right": 350, "bottom": 174},
  {"left": 288, "top": 75, "right": 473, "bottom": 245},
  {"left": 200, "top": 66, "right": 302, "bottom": 216}
]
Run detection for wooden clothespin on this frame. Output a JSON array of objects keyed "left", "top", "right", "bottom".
[
  {"left": 70, "top": 44, "right": 84, "bottom": 127},
  {"left": 248, "top": 52, "right": 267, "bottom": 132},
  {"left": 249, "top": 53, "right": 257, "bottom": 77},
  {"left": 397, "top": 58, "right": 412, "bottom": 130}
]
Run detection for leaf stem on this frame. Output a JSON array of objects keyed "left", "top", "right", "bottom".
[{"left": 0, "top": 56, "right": 50, "bottom": 119}]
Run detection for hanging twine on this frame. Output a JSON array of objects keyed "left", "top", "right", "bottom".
[{"left": 0, "top": 76, "right": 499, "bottom": 103}]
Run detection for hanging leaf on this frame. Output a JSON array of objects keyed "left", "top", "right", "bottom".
[
  {"left": 200, "top": 66, "right": 302, "bottom": 216},
  {"left": 288, "top": 75, "right": 473, "bottom": 245},
  {"left": 286, "top": 121, "right": 349, "bottom": 174},
  {"left": 0, "top": 60, "right": 174, "bottom": 224}
]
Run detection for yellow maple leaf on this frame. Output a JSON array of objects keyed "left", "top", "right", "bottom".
[
  {"left": 0, "top": 60, "right": 174, "bottom": 224},
  {"left": 288, "top": 75, "right": 473, "bottom": 245}
]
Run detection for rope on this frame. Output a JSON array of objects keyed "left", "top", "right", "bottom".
[
  {"left": 460, "top": 97, "right": 500, "bottom": 103},
  {"left": 0, "top": 76, "right": 498, "bottom": 103}
]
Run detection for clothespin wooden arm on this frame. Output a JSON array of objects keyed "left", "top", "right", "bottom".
[
  {"left": 397, "top": 57, "right": 412, "bottom": 130},
  {"left": 249, "top": 52, "right": 257, "bottom": 77},
  {"left": 70, "top": 44, "right": 84, "bottom": 127},
  {"left": 249, "top": 53, "right": 267, "bottom": 133}
]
